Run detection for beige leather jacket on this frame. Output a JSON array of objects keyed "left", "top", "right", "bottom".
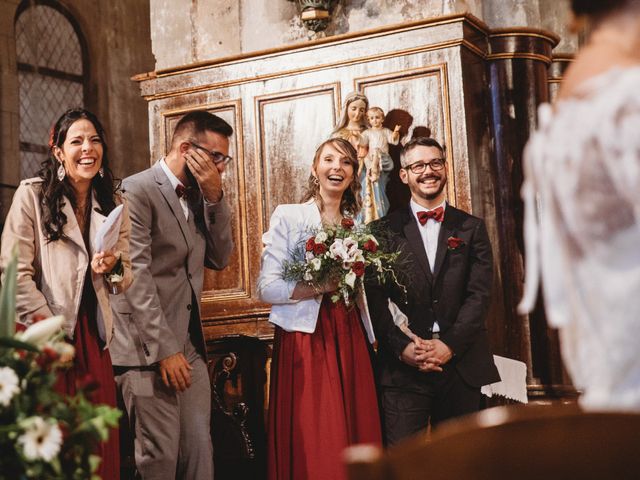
[{"left": 0, "top": 178, "right": 133, "bottom": 347}]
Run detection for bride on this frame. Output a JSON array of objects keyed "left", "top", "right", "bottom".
[{"left": 519, "top": 0, "right": 640, "bottom": 411}]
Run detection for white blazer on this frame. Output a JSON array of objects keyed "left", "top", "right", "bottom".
[{"left": 257, "top": 200, "right": 376, "bottom": 344}]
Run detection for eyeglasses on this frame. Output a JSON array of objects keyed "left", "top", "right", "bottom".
[
  {"left": 190, "top": 141, "right": 233, "bottom": 165},
  {"left": 404, "top": 158, "right": 445, "bottom": 174}
]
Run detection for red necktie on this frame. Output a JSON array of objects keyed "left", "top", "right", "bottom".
[
  {"left": 417, "top": 207, "right": 444, "bottom": 225},
  {"left": 175, "top": 184, "right": 189, "bottom": 199}
]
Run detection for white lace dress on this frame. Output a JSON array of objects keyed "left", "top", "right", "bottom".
[{"left": 519, "top": 66, "right": 640, "bottom": 411}]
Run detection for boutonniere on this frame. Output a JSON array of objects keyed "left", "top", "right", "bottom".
[
  {"left": 447, "top": 236, "right": 465, "bottom": 251},
  {"left": 104, "top": 255, "right": 124, "bottom": 293}
]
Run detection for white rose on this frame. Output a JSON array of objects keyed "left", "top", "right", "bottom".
[
  {"left": 343, "top": 237, "right": 357, "bottom": 253},
  {"left": 347, "top": 248, "right": 363, "bottom": 262},
  {"left": 305, "top": 251, "right": 315, "bottom": 261},
  {"left": 303, "top": 271, "right": 313, "bottom": 281},
  {"left": 315, "top": 231, "right": 328, "bottom": 243},
  {"left": 310, "top": 258, "right": 322, "bottom": 271},
  {"left": 0, "top": 366, "right": 20, "bottom": 407},
  {"left": 329, "top": 239, "right": 347, "bottom": 260},
  {"left": 344, "top": 270, "right": 357, "bottom": 288}
]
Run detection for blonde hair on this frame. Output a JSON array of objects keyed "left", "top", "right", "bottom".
[{"left": 302, "top": 138, "right": 362, "bottom": 217}]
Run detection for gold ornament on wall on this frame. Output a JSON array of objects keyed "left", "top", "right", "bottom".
[{"left": 287, "top": 0, "right": 340, "bottom": 32}]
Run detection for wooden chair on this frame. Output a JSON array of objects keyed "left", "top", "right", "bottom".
[{"left": 344, "top": 404, "right": 640, "bottom": 480}]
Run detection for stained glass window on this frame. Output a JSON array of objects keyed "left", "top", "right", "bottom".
[{"left": 15, "top": 1, "right": 85, "bottom": 179}]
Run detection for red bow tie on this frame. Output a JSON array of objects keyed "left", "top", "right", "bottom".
[
  {"left": 417, "top": 207, "right": 444, "bottom": 225},
  {"left": 175, "top": 184, "right": 190, "bottom": 199}
]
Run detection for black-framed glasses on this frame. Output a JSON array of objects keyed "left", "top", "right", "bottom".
[
  {"left": 190, "top": 141, "right": 233, "bottom": 165},
  {"left": 404, "top": 158, "right": 445, "bottom": 174}
]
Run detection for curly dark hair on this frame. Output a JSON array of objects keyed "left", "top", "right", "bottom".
[
  {"left": 38, "top": 108, "right": 120, "bottom": 242},
  {"left": 302, "top": 138, "right": 362, "bottom": 217}
]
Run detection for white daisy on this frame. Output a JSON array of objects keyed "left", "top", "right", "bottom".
[
  {"left": 17, "top": 416, "right": 63, "bottom": 462},
  {"left": 0, "top": 366, "right": 20, "bottom": 407}
]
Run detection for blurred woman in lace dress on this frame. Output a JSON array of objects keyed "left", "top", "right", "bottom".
[{"left": 519, "top": 0, "right": 640, "bottom": 411}]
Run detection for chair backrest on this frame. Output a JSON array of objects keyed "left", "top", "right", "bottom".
[{"left": 345, "top": 404, "right": 640, "bottom": 480}]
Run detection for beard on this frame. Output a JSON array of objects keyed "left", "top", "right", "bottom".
[{"left": 417, "top": 173, "right": 447, "bottom": 200}]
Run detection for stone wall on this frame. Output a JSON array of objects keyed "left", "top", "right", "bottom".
[{"left": 149, "top": 0, "right": 578, "bottom": 71}]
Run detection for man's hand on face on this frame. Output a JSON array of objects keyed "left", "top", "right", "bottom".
[
  {"left": 159, "top": 352, "right": 194, "bottom": 392},
  {"left": 184, "top": 146, "right": 225, "bottom": 203}
]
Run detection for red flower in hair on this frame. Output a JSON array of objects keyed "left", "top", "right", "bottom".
[
  {"left": 341, "top": 217, "right": 355, "bottom": 229},
  {"left": 48, "top": 126, "right": 56, "bottom": 149}
]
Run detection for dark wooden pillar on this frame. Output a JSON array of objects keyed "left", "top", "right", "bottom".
[{"left": 486, "top": 29, "right": 576, "bottom": 400}]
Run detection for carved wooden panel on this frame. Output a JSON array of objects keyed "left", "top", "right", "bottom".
[
  {"left": 160, "top": 101, "right": 251, "bottom": 304},
  {"left": 255, "top": 84, "right": 340, "bottom": 223},
  {"left": 355, "top": 64, "right": 456, "bottom": 205}
]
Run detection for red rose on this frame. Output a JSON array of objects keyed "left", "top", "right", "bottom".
[
  {"left": 313, "top": 243, "right": 327, "bottom": 255},
  {"left": 352, "top": 261, "right": 365, "bottom": 277},
  {"left": 36, "top": 346, "right": 59, "bottom": 369},
  {"left": 363, "top": 239, "right": 378, "bottom": 253},
  {"left": 305, "top": 237, "right": 315, "bottom": 252},
  {"left": 341, "top": 217, "right": 354, "bottom": 229},
  {"left": 447, "top": 236, "right": 464, "bottom": 250}
]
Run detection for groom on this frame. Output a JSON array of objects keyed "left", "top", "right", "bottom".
[
  {"left": 110, "top": 110, "right": 234, "bottom": 478},
  {"left": 366, "top": 137, "right": 500, "bottom": 445}
]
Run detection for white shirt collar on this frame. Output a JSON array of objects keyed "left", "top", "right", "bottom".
[{"left": 159, "top": 158, "right": 184, "bottom": 191}]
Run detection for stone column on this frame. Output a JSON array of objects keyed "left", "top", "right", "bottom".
[{"left": 486, "top": 28, "right": 576, "bottom": 400}]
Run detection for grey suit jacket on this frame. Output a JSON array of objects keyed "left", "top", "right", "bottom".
[{"left": 109, "top": 161, "right": 233, "bottom": 366}]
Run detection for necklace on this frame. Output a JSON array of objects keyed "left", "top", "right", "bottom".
[
  {"left": 316, "top": 200, "right": 342, "bottom": 226},
  {"left": 74, "top": 195, "right": 90, "bottom": 233}
]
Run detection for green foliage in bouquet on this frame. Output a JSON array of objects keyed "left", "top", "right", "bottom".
[
  {"left": 282, "top": 218, "right": 405, "bottom": 305},
  {"left": 0, "top": 249, "right": 121, "bottom": 480}
]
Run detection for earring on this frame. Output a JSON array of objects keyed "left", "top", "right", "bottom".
[
  {"left": 98, "top": 167, "right": 104, "bottom": 178},
  {"left": 57, "top": 163, "right": 66, "bottom": 181},
  {"left": 312, "top": 176, "right": 319, "bottom": 186}
]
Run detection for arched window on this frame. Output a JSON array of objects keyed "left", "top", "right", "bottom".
[{"left": 15, "top": 0, "right": 87, "bottom": 179}]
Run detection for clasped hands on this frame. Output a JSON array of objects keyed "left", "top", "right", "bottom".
[{"left": 401, "top": 336, "right": 453, "bottom": 373}]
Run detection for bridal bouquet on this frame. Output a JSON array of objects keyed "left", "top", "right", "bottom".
[
  {"left": 283, "top": 217, "right": 401, "bottom": 305},
  {"left": 0, "top": 252, "right": 120, "bottom": 480}
]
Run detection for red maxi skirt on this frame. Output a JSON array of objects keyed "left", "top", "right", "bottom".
[
  {"left": 56, "top": 273, "right": 120, "bottom": 480},
  {"left": 267, "top": 296, "right": 382, "bottom": 480}
]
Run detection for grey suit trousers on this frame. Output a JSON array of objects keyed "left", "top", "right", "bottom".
[{"left": 116, "top": 339, "right": 213, "bottom": 479}]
